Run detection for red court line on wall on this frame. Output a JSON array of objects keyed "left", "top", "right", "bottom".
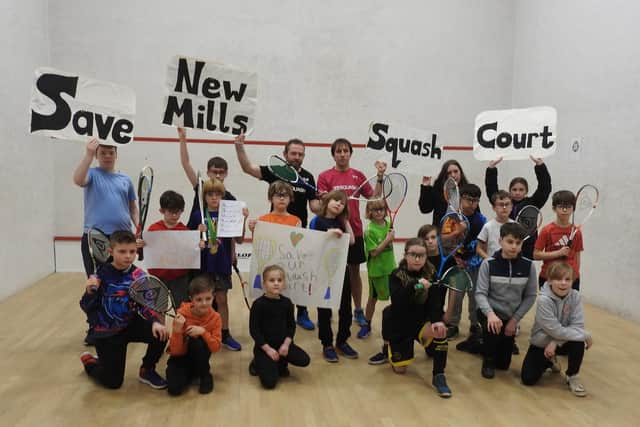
[
  {"left": 53, "top": 236, "right": 412, "bottom": 243},
  {"left": 133, "top": 136, "right": 473, "bottom": 151}
]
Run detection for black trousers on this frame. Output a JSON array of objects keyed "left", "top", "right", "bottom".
[
  {"left": 317, "top": 270, "right": 352, "bottom": 347},
  {"left": 521, "top": 341, "right": 585, "bottom": 385},
  {"left": 85, "top": 315, "right": 167, "bottom": 389},
  {"left": 478, "top": 310, "right": 514, "bottom": 370},
  {"left": 253, "top": 343, "right": 310, "bottom": 389},
  {"left": 166, "top": 337, "right": 212, "bottom": 395}
]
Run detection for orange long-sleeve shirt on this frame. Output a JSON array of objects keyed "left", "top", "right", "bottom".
[{"left": 168, "top": 302, "right": 222, "bottom": 356}]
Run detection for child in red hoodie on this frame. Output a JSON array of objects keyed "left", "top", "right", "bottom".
[{"left": 166, "top": 275, "right": 222, "bottom": 395}]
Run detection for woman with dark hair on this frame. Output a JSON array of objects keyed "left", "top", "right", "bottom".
[{"left": 419, "top": 160, "right": 471, "bottom": 226}]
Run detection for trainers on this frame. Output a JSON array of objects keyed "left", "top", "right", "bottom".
[
  {"left": 456, "top": 335, "right": 483, "bottom": 354},
  {"left": 199, "top": 373, "right": 214, "bottom": 394},
  {"left": 138, "top": 367, "right": 168, "bottom": 390},
  {"left": 432, "top": 373, "right": 452, "bottom": 398},
  {"left": 80, "top": 351, "right": 98, "bottom": 368},
  {"left": 248, "top": 359, "right": 258, "bottom": 376},
  {"left": 357, "top": 323, "right": 371, "bottom": 339},
  {"left": 447, "top": 326, "right": 459, "bottom": 340},
  {"left": 512, "top": 342, "right": 520, "bottom": 355},
  {"left": 550, "top": 356, "right": 561, "bottom": 373},
  {"left": 566, "top": 374, "right": 587, "bottom": 397},
  {"left": 323, "top": 346, "right": 339, "bottom": 363},
  {"left": 353, "top": 308, "right": 367, "bottom": 326},
  {"left": 481, "top": 363, "right": 495, "bottom": 379},
  {"left": 368, "top": 351, "right": 388, "bottom": 365},
  {"left": 336, "top": 342, "right": 359, "bottom": 359},
  {"left": 222, "top": 335, "right": 242, "bottom": 351},
  {"left": 296, "top": 309, "right": 315, "bottom": 330}
]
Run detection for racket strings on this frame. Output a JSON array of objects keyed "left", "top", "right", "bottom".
[
  {"left": 384, "top": 174, "right": 408, "bottom": 211},
  {"left": 88, "top": 231, "right": 110, "bottom": 263},
  {"left": 268, "top": 156, "right": 298, "bottom": 182},
  {"left": 439, "top": 215, "right": 468, "bottom": 256},
  {"left": 517, "top": 206, "right": 542, "bottom": 234},
  {"left": 439, "top": 267, "right": 472, "bottom": 292},
  {"left": 130, "top": 277, "right": 171, "bottom": 313},
  {"left": 444, "top": 178, "right": 460, "bottom": 211},
  {"left": 573, "top": 186, "right": 599, "bottom": 225}
]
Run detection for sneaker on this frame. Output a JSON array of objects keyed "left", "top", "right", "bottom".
[
  {"left": 222, "top": 335, "right": 242, "bottom": 351},
  {"left": 336, "top": 342, "right": 359, "bottom": 359},
  {"left": 83, "top": 330, "right": 96, "bottom": 346},
  {"left": 432, "top": 373, "right": 452, "bottom": 398},
  {"left": 323, "top": 346, "right": 339, "bottom": 363},
  {"left": 296, "top": 309, "right": 315, "bottom": 330},
  {"left": 138, "top": 367, "right": 168, "bottom": 390},
  {"left": 447, "top": 326, "right": 459, "bottom": 340},
  {"left": 353, "top": 308, "right": 367, "bottom": 326},
  {"left": 566, "top": 374, "right": 587, "bottom": 397},
  {"left": 248, "top": 359, "right": 258, "bottom": 376},
  {"left": 80, "top": 351, "right": 98, "bottom": 368},
  {"left": 357, "top": 323, "right": 371, "bottom": 339},
  {"left": 512, "top": 342, "right": 520, "bottom": 355},
  {"left": 550, "top": 356, "right": 561, "bottom": 373},
  {"left": 481, "top": 363, "right": 495, "bottom": 379},
  {"left": 199, "top": 373, "right": 214, "bottom": 394},
  {"left": 368, "top": 351, "right": 388, "bottom": 365},
  {"left": 456, "top": 335, "right": 483, "bottom": 354}
]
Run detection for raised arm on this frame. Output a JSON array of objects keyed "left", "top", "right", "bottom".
[
  {"left": 484, "top": 157, "right": 502, "bottom": 204},
  {"left": 529, "top": 156, "right": 552, "bottom": 208},
  {"left": 418, "top": 176, "right": 436, "bottom": 214},
  {"left": 178, "top": 127, "right": 198, "bottom": 187},
  {"left": 73, "top": 139, "right": 98, "bottom": 187},
  {"left": 233, "top": 131, "right": 262, "bottom": 179}
]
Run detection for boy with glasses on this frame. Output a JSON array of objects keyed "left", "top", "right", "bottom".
[{"left": 534, "top": 190, "right": 583, "bottom": 290}]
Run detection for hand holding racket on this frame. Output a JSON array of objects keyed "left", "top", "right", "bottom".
[
  {"left": 516, "top": 205, "right": 543, "bottom": 242},
  {"left": 87, "top": 227, "right": 110, "bottom": 291},
  {"left": 136, "top": 166, "right": 154, "bottom": 261},
  {"left": 436, "top": 212, "right": 470, "bottom": 279},
  {"left": 128, "top": 274, "right": 177, "bottom": 319},
  {"left": 568, "top": 184, "right": 599, "bottom": 247}
]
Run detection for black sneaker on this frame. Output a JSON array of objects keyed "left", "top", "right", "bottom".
[
  {"left": 446, "top": 326, "right": 459, "bottom": 340},
  {"left": 512, "top": 342, "right": 520, "bottom": 355},
  {"left": 481, "top": 363, "right": 495, "bottom": 379},
  {"left": 368, "top": 352, "right": 388, "bottom": 365},
  {"left": 199, "top": 373, "right": 214, "bottom": 394},
  {"left": 248, "top": 360, "right": 258, "bottom": 376},
  {"left": 456, "top": 335, "right": 483, "bottom": 354}
]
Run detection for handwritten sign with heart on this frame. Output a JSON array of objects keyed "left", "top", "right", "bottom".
[{"left": 290, "top": 232, "right": 304, "bottom": 247}]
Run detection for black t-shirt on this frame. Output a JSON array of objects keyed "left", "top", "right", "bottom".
[
  {"left": 259, "top": 165, "right": 317, "bottom": 228},
  {"left": 310, "top": 216, "right": 344, "bottom": 233},
  {"left": 249, "top": 294, "right": 296, "bottom": 348}
]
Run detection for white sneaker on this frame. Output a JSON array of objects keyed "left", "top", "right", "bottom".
[{"left": 566, "top": 374, "right": 587, "bottom": 397}]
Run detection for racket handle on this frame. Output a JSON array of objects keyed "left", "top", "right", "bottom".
[{"left": 137, "top": 247, "right": 144, "bottom": 261}]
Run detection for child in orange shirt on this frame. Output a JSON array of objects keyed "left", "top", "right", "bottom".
[{"left": 166, "top": 275, "right": 222, "bottom": 395}]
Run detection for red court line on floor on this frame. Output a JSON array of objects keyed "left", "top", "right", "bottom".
[{"left": 133, "top": 136, "right": 473, "bottom": 151}]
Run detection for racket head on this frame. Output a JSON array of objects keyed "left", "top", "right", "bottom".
[
  {"left": 572, "top": 184, "right": 599, "bottom": 227},
  {"left": 443, "top": 177, "right": 460, "bottom": 212},
  {"left": 87, "top": 228, "right": 110, "bottom": 265},
  {"left": 267, "top": 155, "right": 299, "bottom": 184},
  {"left": 515, "top": 205, "right": 543, "bottom": 236},
  {"left": 129, "top": 274, "right": 175, "bottom": 316},
  {"left": 137, "top": 166, "right": 154, "bottom": 230},
  {"left": 349, "top": 173, "right": 387, "bottom": 202},
  {"left": 436, "top": 212, "right": 470, "bottom": 276},
  {"left": 383, "top": 173, "right": 408, "bottom": 226},
  {"left": 438, "top": 266, "right": 473, "bottom": 292}
]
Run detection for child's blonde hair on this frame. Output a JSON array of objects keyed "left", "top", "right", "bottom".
[
  {"left": 320, "top": 190, "right": 350, "bottom": 222},
  {"left": 547, "top": 261, "right": 574, "bottom": 281},
  {"left": 365, "top": 199, "right": 386, "bottom": 220},
  {"left": 202, "top": 178, "right": 225, "bottom": 205},
  {"left": 262, "top": 264, "right": 285, "bottom": 285}
]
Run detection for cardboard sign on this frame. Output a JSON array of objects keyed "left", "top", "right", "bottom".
[
  {"left": 162, "top": 56, "right": 257, "bottom": 136},
  {"left": 366, "top": 121, "right": 442, "bottom": 173},
  {"left": 142, "top": 231, "right": 201, "bottom": 269},
  {"left": 474, "top": 106, "right": 557, "bottom": 160},
  {"left": 30, "top": 67, "right": 135, "bottom": 145},
  {"left": 249, "top": 222, "right": 349, "bottom": 309}
]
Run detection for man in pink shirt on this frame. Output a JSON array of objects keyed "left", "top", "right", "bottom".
[{"left": 317, "top": 138, "right": 385, "bottom": 330}]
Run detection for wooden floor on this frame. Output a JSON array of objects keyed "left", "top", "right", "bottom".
[{"left": 1, "top": 273, "right": 638, "bottom": 427}]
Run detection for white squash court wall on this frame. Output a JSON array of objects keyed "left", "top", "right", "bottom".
[
  {"left": 509, "top": 0, "right": 640, "bottom": 320},
  {"left": 0, "top": 0, "right": 54, "bottom": 300},
  {"left": 4, "top": 1, "right": 638, "bottom": 322},
  {"left": 48, "top": 2, "right": 515, "bottom": 267}
]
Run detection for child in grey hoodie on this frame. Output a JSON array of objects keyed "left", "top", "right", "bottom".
[{"left": 521, "top": 261, "right": 593, "bottom": 396}]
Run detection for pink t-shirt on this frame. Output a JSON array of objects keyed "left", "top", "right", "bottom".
[{"left": 317, "top": 167, "right": 373, "bottom": 237}]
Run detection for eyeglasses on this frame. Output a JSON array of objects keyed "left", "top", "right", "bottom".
[
  {"left": 370, "top": 207, "right": 386, "bottom": 213},
  {"left": 555, "top": 204, "right": 574, "bottom": 210},
  {"left": 406, "top": 252, "right": 427, "bottom": 260},
  {"left": 462, "top": 196, "right": 480, "bottom": 203}
]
